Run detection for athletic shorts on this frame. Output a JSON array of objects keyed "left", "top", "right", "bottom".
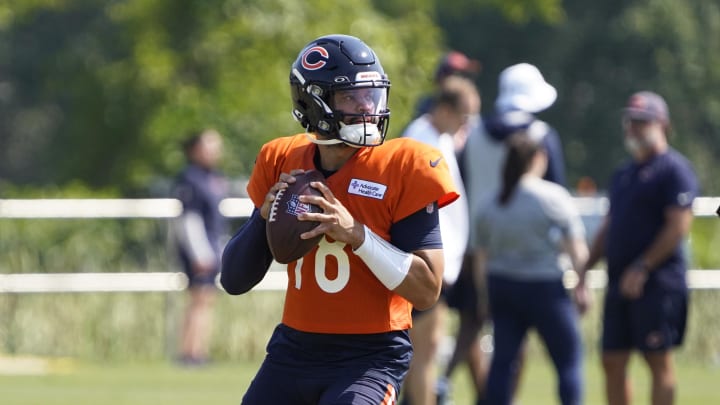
[
  {"left": 602, "top": 284, "right": 688, "bottom": 352},
  {"left": 413, "top": 254, "right": 488, "bottom": 321},
  {"left": 447, "top": 254, "right": 488, "bottom": 320},
  {"left": 242, "top": 324, "right": 412, "bottom": 405},
  {"left": 178, "top": 250, "right": 219, "bottom": 288}
]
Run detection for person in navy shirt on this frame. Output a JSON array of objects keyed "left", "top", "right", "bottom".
[
  {"left": 171, "top": 129, "right": 229, "bottom": 366},
  {"left": 582, "top": 91, "right": 699, "bottom": 405}
]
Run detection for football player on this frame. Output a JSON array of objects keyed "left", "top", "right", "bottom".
[{"left": 221, "top": 35, "right": 459, "bottom": 405}]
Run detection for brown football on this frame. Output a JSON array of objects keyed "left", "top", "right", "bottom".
[{"left": 266, "top": 170, "right": 326, "bottom": 264}]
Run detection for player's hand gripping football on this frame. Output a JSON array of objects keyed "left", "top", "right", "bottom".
[
  {"left": 259, "top": 171, "right": 300, "bottom": 220},
  {"left": 296, "top": 181, "right": 365, "bottom": 249}
]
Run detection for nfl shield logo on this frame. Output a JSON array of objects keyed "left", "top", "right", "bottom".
[{"left": 286, "top": 194, "right": 312, "bottom": 217}]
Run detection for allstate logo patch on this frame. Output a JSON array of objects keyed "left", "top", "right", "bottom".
[{"left": 285, "top": 194, "right": 312, "bottom": 217}]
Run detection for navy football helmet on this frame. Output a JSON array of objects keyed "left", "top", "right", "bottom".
[{"left": 290, "top": 35, "right": 391, "bottom": 147}]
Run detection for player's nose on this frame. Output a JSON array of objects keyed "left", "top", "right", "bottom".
[{"left": 354, "top": 97, "right": 374, "bottom": 113}]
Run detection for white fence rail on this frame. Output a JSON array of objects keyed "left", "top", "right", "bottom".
[
  {"left": 1, "top": 196, "right": 718, "bottom": 218},
  {"left": 1, "top": 197, "right": 719, "bottom": 294},
  {"left": 2, "top": 269, "right": 720, "bottom": 294}
]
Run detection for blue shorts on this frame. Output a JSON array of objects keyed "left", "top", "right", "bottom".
[
  {"left": 413, "top": 254, "right": 488, "bottom": 321},
  {"left": 602, "top": 284, "right": 688, "bottom": 352},
  {"left": 242, "top": 324, "right": 412, "bottom": 405},
  {"left": 446, "top": 254, "right": 488, "bottom": 320},
  {"left": 178, "top": 250, "right": 219, "bottom": 288}
]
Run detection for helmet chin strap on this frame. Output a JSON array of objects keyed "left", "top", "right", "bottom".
[{"left": 303, "top": 122, "right": 382, "bottom": 148}]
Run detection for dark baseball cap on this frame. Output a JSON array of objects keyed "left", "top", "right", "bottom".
[{"left": 623, "top": 91, "right": 670, "bottom": 124}]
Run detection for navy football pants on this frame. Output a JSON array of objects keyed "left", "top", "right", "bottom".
[{"left": 242, "top": 324, "right": 411, "bottom": 405}]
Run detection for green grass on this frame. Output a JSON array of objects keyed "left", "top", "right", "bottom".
[
  {"left": 0, "top": 360, "right": 255, "bottom": 405},
  {"left": 0, "top": 354, "right": 717, "bottom": 405},
  {"left": 450, "top": 349, "right": 720, "bottom": 404}
]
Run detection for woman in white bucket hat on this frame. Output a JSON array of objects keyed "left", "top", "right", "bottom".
[{"left": 496, "top": 63, "right": 558, "bottom": 114}]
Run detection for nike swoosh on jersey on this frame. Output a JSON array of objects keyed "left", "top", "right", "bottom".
[{"left": 429, "top": 157, "right": 443, "bottom": 167}]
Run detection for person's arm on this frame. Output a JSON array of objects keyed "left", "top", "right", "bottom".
[
  {"left": 296, "top": 180, "right": 445, "bottom": 310},
  {"left": 389, "top": 248, "right": 444, "bottom": 311},
  {"left": 387, "top": 204, "right": 444, "bottom": 310},
  {"left": 541, "top": 128, "right": 566, "bottom": 186},
  {"left": 220, "top": 208, "right": 274, "bottom": 295},
  {"left": 350, "top": 203, "right": 444, "bottom": 311},
  {"left": 172, "top": 177, "right": 217, "bottom": 273},
  {"left": 634, "top": 206, "right": 693, "bottom": 271},
  {"left": 582, "top": 215, "right": 609, "bottom": 275},
  {"left": 563, "top": 233, "right": 591, "bottom": 313},
  {"left": 620, "top": 206, "right": 693, "bottom": 298},
  {"left": 172, "top": 211, "right": 217, "bottom": 272},
  {"left": 564, "top": 236, "right": 590, "bottom": 281}
]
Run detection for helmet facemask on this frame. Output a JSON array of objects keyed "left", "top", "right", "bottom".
[{"left": 331, "top": 84, "right": 390, "bottom": 147}]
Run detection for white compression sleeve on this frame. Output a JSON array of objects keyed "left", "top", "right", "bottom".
[{"left": 353, "top": 225, "right": 413, "bottom": 290}]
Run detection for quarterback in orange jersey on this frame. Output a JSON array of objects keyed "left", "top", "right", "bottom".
[{"left": 221, "top": 34, "right": 458, "bottom": 405}]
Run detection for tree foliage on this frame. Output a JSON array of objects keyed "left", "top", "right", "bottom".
[
  {"left": 438, "top": 0, "right": 720, "bottom": 192},
  {"left": 0, "top": 0, "right": 442, "bottom": 192},
  {"left": 1, "top": 0, "right": 719, "bottom": 194}
]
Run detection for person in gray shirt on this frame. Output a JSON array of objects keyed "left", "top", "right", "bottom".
[{"left": 472, "top": 126, "right": 590, "bottom": 405}]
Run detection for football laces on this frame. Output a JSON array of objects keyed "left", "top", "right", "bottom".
[{"left": 267, "top": 189, "right": 285, "bottom": 223}]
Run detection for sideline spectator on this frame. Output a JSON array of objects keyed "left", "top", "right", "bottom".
[
  {"left": 581, "top": 91, "right": 699, "bottom": 405},
  {"left": 473, "top": 128, "right": 590, "bottom": 405},
  {"left": 171, "top": 129, "right": 228, "bottom": 366},
  {"left": 413, "top": 50, "right": 481, "bottom": 120},
  {"left": 401, "top": 75, "right": 480, "bottom": 405},
  {"left": 459, "top": 62, "right": 567, "bottom": 403}
]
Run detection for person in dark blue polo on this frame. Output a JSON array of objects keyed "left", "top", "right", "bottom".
[
  {"left": 582, "top": 91, "right": 699, "bottom": 405},
  {"left": 171, "top": 129, "right": 229, "bottom": 366}
]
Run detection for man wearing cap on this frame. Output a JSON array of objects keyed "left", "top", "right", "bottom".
[
  {"left": 412, "top": 50, "right": 482, "bottom": 119},
  {"left": 582, "top": 91, "right": 699, "bottom": 405}
]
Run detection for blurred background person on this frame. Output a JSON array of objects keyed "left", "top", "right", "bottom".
[
  {"left": 493, "top": 63, "right": 565, "bottom": 185},
  {"left": 456, "top": 63, "right": 565, "bottom": 398},
  {"left": 464, "top": 62, "right": 565, "bottom": 211},
  {"left": 412, "top": 50, "right": 481, "bottom": 120},
  {"left": 171, "top": 129, "right": 229, "bottom": 366},
  {"left": 401, "top": 75, "right": 480, "bottom": 405},
  {"left": 472, "top": 127, "right": 590, "bottom": 405},
  {"left": 459, "top": 61, "right": 568, "bottom": 403},
  {"left": 581, "top": 91, "right": 699, "bottom": 405}
]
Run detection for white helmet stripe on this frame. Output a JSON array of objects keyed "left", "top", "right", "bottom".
[{"left": 292, "top": 68, "right": 306, "bottom": 85}]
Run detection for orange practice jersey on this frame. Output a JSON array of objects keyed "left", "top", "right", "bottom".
[{"left": 247, "top": 134, "right": 459, "bottom": 334}]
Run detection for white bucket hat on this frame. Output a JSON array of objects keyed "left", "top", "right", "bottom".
[{"left": 495, "top": 63, "right": 557, "bottom": 113}]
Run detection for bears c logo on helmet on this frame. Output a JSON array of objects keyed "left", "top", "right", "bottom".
[{"left": 302, "top": 46, "right": 329, "bottom": 70}]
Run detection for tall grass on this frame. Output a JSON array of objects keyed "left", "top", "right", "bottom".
[
  {"left": 1, "top": 289, "right": 719, "bottom": 367},
  {"left": 1, "top": 215, "right": 720, "bottom": 361}
]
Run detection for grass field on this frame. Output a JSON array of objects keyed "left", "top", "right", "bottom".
[
  {"left": 1, "top": 290, "right": 719, "bottom": 404},
  {"left": 0, "top": 353, "right": 717, "bottom": 405}
]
